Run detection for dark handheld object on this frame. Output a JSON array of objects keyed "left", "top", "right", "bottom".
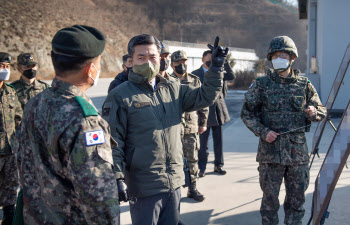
[
  {"left": 117, "top": 179, "right": 129, "bottom": 203},
  {"left": 183, "top": 158, "right": 191, "bottom": 188},
  {"left": 207, "top": 36, "right": 229, "bottom": 72}
]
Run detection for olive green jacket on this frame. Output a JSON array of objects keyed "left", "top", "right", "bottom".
[{"left": 102, "top": 69, "right": 222, "bottom": 198}]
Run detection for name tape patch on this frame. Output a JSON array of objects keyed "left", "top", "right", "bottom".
[{"left": 85, "top": 130, "right": 106, "bottom": 146}]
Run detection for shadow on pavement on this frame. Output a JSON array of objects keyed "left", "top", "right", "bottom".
[{"left": 180, "top": 209, "right": 213, "bottom": 225}]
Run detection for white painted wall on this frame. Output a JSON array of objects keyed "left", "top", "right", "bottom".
[
  {"left": 309, "top": 0, "right": 350, "bottom": 110},
  {"left": 163, "top": 41, "right": 259, "bottom": 74}
]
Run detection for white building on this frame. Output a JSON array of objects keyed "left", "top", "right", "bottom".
[
  {"left": 299, "top": 0, "right": 350, "bottom": 112},
  {"left": 162, "top": 40, "right": 259, "bottom": 74}
]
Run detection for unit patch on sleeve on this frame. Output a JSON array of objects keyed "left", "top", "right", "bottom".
[{"left": 85, "top": 130, "right": 106, "bottom": 146}]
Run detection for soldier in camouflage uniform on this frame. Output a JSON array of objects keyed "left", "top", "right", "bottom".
[
  {"left": 18, "top": 25, "right": 120, "bottom": 224},
  {"left": 11, "top": 53, "right": 49, "bottom": 110},
  {"left": 0, "top": 52, "right": 23, "bottom": 225},
  {"left": 159, "top": 42, "right": 174, "bottom": 80},
  {"left": 171, "top": 50, "right": 209, "bottom": 202},
  {"left": 241, "top": 36, "right": 326, "bottom": 225}
]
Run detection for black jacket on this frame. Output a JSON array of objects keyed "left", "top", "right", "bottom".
[
  {"left": 108, "top": 71, "right": 128, "bottom": 93},
  {"left": 192, "top": 63, "right": 235, "bottom": 127}
]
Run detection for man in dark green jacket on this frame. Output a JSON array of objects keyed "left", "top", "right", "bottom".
[{"left": 102, "top": 35, "right": 228, "bottom": 225}]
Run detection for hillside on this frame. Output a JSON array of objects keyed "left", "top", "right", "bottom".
[{"left": 0, "top": 0, "right": 307, "bottom": 80}]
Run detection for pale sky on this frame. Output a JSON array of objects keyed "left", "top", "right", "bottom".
[{"left": 286, "top": 0, "right": 298, "bottom": 7}]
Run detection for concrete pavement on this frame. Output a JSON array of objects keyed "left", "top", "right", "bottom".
[
  {"left": 88, "top": 79, "right": 349, "bottom": 225},
  {"left": 3, "top": 78, "right": 347, "bottom": 224}
]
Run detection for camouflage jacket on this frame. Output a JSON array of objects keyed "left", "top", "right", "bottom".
[
  {"left": 171, "top": 73, "right": 209, "bottom": 134},
  {"left": 241, "top": 69, "right": 326, "bottom": 165},
  {"left": 11, "top": 77, "right": 49, "bottom": 109},
  {"left": 0, "top": 83, "right": 22, "bottom": 155},
  {"left": 18, "top": 78, "right": 119, "bottom": 225}
]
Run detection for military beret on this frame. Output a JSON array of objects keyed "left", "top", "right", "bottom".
[
  {"left": 52, "top": 25, "right": 106, "bottom": 58},
  {"left": 161, "top": 42, "right": 170, "bottom": 55},
  {"left": 17, "top": 53, "right": 38, "bottom": 66},
  {"left": 171, "top": 50, "right": 187, "bottom": 62},
  {"left": 0, "top": 52, "right": 11, "bottom": 63}
]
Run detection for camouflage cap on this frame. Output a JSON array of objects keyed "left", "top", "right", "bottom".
[
  {"left": 171, "top": 50, "right": 187, "bottom": 62},
  {"left": 0, "top": 52, "right": 11, "bottom": 63},
  {"left": 17, "top": 53, "right": 38, "bottom": 66},
  {"left": 161, "top": 42, "right": 170, "bottom": 55},
  {"left": 267, "top": 36, "right": 298, "bottom": 61}
]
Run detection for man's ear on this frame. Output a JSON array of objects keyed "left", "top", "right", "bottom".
[{"left": 84, "top": 62, "right": 93, "bottom": 79}]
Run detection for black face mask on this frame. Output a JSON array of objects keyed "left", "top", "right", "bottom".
[
  {"left": 175, "top": 63, "right": 187, "bottom": 75},
  {"left": 125, "top": 67, "right": 132, "bottom": 75},
  {"left": 23, "top": 69, "right": 37, "bottom": 79},
  {"left": 160, "top": 58, "right": 169, "bottom": 72},
  {"left": 205, "top": 60, "right": 211, "bottom": 68}
]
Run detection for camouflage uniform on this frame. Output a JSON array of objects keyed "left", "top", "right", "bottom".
[
  {"left": 18, "top": 78, "right": 119, "bottom": 224},
  {"left": 173, "top": 73, "right": 209, "bottom": 182},
  {"left": 0, "top": 83, "right": 22, "bottom": 207},
  {"left": 11, "top": 77, "right": 49, "bottom": 110},
  {"left": 241, "top": 36, "right": 326, "bottom": 225}
]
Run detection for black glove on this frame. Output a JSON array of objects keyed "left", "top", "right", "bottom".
[
  {"left": 207, "top": 36, "right": 229, "bottom": 73},
  {"left": 117, "top": 179, "right": 129, "bottom": 203}
]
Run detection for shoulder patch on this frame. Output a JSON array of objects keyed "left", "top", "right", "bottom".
[
  {"left": 74, "top": 96, "right": 98, "bottom": 117},
  {"left": 188, "top": 73, "right": 199, "bottom": 79},
  {"left": 38, "top": 80, "right": 49, "bottom": 86},
  {"left": 10, "top": 80, "right": 20, "bottom": 85},
  {"left": 5, "top": 83, "right": 15, "bottom": 89},
  {"left": 85, "top": 130, "right": 106, "bottom": 146}
]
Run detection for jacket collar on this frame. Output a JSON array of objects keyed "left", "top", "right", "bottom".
[
  {"left": 51, "top": 78, "right": 96, "bottom": 109},
  {"left": 268, "top": 68, "right": 300, "bottom": 84},
  {"left": 128, "top": 71, "right": 172, "bottom": 92},
  {"left": 0, "top": 83, "right": 12, "bottom": 95},
  {"left": 171, "top": 72, "right": 193, "bottom": 84},
  {"left": 19, "top": 77, "right": 42, "bottom": 90}
]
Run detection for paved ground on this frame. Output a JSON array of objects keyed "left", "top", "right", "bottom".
[
  {"left": 3, "top": 78, "right": 348, "bottom": 225},
  {"left": 88, "top": 79, "right": 350, "bottom": 225},
  {"left": 89, "top": 79, "right": 350, "bottom": 225}
]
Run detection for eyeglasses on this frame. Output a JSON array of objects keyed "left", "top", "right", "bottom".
[{"left": 271, "top": 52, "right": 290, "bottom": 60}]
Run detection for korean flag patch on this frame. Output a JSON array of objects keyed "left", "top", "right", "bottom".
[{"left": 85, "top": 130, "right": 106, "bottom": 146}]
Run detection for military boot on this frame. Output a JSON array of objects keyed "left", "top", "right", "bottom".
[
  {"left": 187, "top": 182, "right": 205, "bottom": 202},
  {"left": 2, "top": 205, "right": 15, "bottom": 225}
]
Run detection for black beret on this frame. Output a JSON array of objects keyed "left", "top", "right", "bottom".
[
  {"left": 52, "top": 25, "right": 106, "bottom": 58},
  {"left": 0, "top": 52, "right": 11, "bottom": 63}
]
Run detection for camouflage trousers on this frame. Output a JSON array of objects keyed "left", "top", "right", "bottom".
[
  {"left": 0, "top": 154, "right": 19, "bottom": 206},
  {"left": 258, "top": 163, "right": 309, "bottom": 225},
  {"left": 183, "top": 133, "right": 200, "bottom": 182}
]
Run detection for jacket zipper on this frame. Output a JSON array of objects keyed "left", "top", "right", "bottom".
[{"left": 152, "top": 91, "right": 173, "bottom": 191}]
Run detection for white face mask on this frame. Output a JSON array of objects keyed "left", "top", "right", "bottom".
[
  {"left": 0, "top": 68, "right": 10, "bottom": 81},
  {"left": 90, "top": 63, "right": 100, "bottom": 87},
  {"left": 272, "top": 57, "right": 290, "bottom": 72}
]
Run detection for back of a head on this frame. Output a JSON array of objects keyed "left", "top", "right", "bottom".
[
  {"left": 202, "top": 50, "right": 212, "bottom": 59},
  {"left": 122, "top": 54, "right": 130, "bottom": 63},
  {"left": 51, "top": 24, "right": 106, "bottom": 76},
  {"left": 127, "top": 34, "right": 161, "bottom": 57}
]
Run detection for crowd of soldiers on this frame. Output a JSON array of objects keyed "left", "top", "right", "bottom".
[{"left": 0, "top": 24, "right": 326, "bottom": 225}]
